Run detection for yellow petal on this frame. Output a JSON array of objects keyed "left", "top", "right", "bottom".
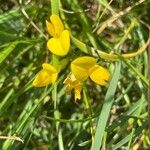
[
  {"left": 50, "top": 15, "right": 64, "bottom": 37},
  {"left": 74, "top": 87, "right": 81, "bottom": 101},
  {"left": 89, "top": 65, "right": 110, "bottom": 85},
  {"left": 32, "top": 70, "right": 53, "bottom": 87},
  {"left": 71, "top": 65, "right": 88, "bottom": 81},
  {"left": 42, "top": 63, "right": 58, "bottom": 83},
  {"left": 46, "top": 20, "right": 56, "bottom": 37},
  {"left": 32, "top": 64, "right": 58, "bottom": 87},
  {"left": 74, "top": 81, "right": 82, "bottom": 101},
  {"left": 47, "top": 38, "right": 68, "bottom": 56},
  {"left": 64, "top": 73, "right": 82, "bottom": 101},
  {"left": 60, "top": 30, "right": 70, "bottom": 53},
  {"left": 42, "top": 63, "right": 58, "bottom": 73},
  {"left": 71, "top": 56, "right": 96, "bottom": 70},
  {"left": 71, "top": 56, "right": 96, "bottom": 81}
]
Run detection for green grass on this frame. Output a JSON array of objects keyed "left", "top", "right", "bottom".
[{"left": 0, "top": 0, "right": 150, "bottom": 149}]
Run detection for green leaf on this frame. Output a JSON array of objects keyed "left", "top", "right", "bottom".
[
  {"left": 0, "top": 42, "right": 18, "bottom": 64},
  {"left": 92, "top": 62, "right": 121, "bottom": 150},
  {"left": 0, "top": 41, "right": 31, "bottom": 64}
]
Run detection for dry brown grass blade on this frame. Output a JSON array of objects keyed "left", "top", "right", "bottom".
[
  {"left": 97, "top": 0, "right": 145, "bottom": 34},
  {"left": 0, "top": 135, "right": 24, "bottom": 143}
]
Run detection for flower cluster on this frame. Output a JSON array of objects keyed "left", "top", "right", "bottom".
[
  {"left": 33, "top": 15, "right": 69, "bottom": 87},
  {"left": 71, "top": 56, "right": 110, "bottom": 85},
  {"left": 32, "top": 15, "right": 110, "bottom": 101}
]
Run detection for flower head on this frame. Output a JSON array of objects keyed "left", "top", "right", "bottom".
[
  {"left": 46, "top": 15, "right": 64, "bottom": 37},
  {"left": 71, "top": 56, "right": 110, "bottom": 85},
  {"left": 64, "top": 73, "right": 82, "bottom": 101},
  {"left": 32, "top": 63, "right": 58, "bottom": 87},
  {"left": 46, "top": 15, "right": 70, "bottom": 56}
]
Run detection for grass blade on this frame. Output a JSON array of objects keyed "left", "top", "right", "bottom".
[{"left": 92, "top": 62, "right": 121, "bottom": 150}]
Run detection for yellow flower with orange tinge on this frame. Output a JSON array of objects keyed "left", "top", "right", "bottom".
[
  {"left": 32, "top": 14, "right": 110, "bottom": 101},
  {"left": 46, "top": 15, "right": 70, "bottom": 56},
  {"left": 64, "top": 73, "right": 82, "bottom": 101},
  {"left": 71, "top": 56, "right": 110, "bottom": 85},
  {"left": 63, "top": 56, "right": 110, "bottom": 100},
  {"left": 32, "top": 63, "right": 58, "bottom": 87}
]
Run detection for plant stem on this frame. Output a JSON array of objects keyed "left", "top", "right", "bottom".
[
  {"left": 148, "top": 42, "right": 150, "bottom": 133},
  {"left": 83, "top": 87, "right": 94, "bottom": 145}
]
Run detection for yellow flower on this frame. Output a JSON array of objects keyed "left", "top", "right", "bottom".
[
  {"left": 32, "top": 63, "right": 58, "bottom": 87},
  {"left": 64, "top": 73, "right": 82, "bottom": 101},
  {"left": 46, "top": 15, "right": 70, "bottom": 56},
  {"left": 71, "top": 56, "right": 110, "bottom": 85}
]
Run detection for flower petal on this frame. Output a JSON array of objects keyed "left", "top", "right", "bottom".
[
  {"left": 32, "top": 64, "right": 58, "bottom": 87},
  {"left": 42, "top": 63, "right": 58, "bottom": 73},
  {"left": 71, "top": 56, "right": 96, "bottom": 70},
  {"left": 71, "top": 56, "right": 96, "bottom": 81},
  {"left": 46, "top": 20, "right": 56, "bottom": 37},
  {"left": 32, "top": 70, "right": 53, "bottom": 87},
  {"left": 42, "top": 63, "right": 58, "bottom": 83},
  {"left": 64, "top": 73, "right": 82, "bottom": 101},
  {"left": 50, "top": 15, "right": 64, "bottom": 37},
  {"left": 60, "top": 30, "right": 70, "bottom": 53},
  {"left": 47, "top": 38, "right": 68, "bottom": 56},
  {"left": 74, "top": 86, "right": 82, "bottom": 101},
  {"left": 89, "top": 65, "right": 110, "bottom": 85},
  {"left": 71, "top": 64, "right": 88, "bottom": 81}
]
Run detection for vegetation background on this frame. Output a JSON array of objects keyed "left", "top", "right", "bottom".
[{"left": 0, "top": 0, "right": 150, "bottom": 149}]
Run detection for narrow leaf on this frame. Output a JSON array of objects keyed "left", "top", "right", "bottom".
[{"left": 92, "top": 62, "right": 121, "bottom": 150}]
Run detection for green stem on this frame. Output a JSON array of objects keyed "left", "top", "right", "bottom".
[
  {"left": 83, "top": 87, "right": 94, "bottom": 145},
  {"left": 52, "top": 84, "right": 64, "bottom": 150},
  {"left": 51, "top": 0, "right": 64, "bottom": 149},
  {"left": 148, "top": 43, "right": 150, "bottom": 132},
  {"left": 45, "top": 114, "right": 98, "bottom": 123},
  {"left": 71, "top": 34, "right": 150, "bottom": 61},
  {"left": 51, "top": 0, "right": 59, "bottom": 15}
]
